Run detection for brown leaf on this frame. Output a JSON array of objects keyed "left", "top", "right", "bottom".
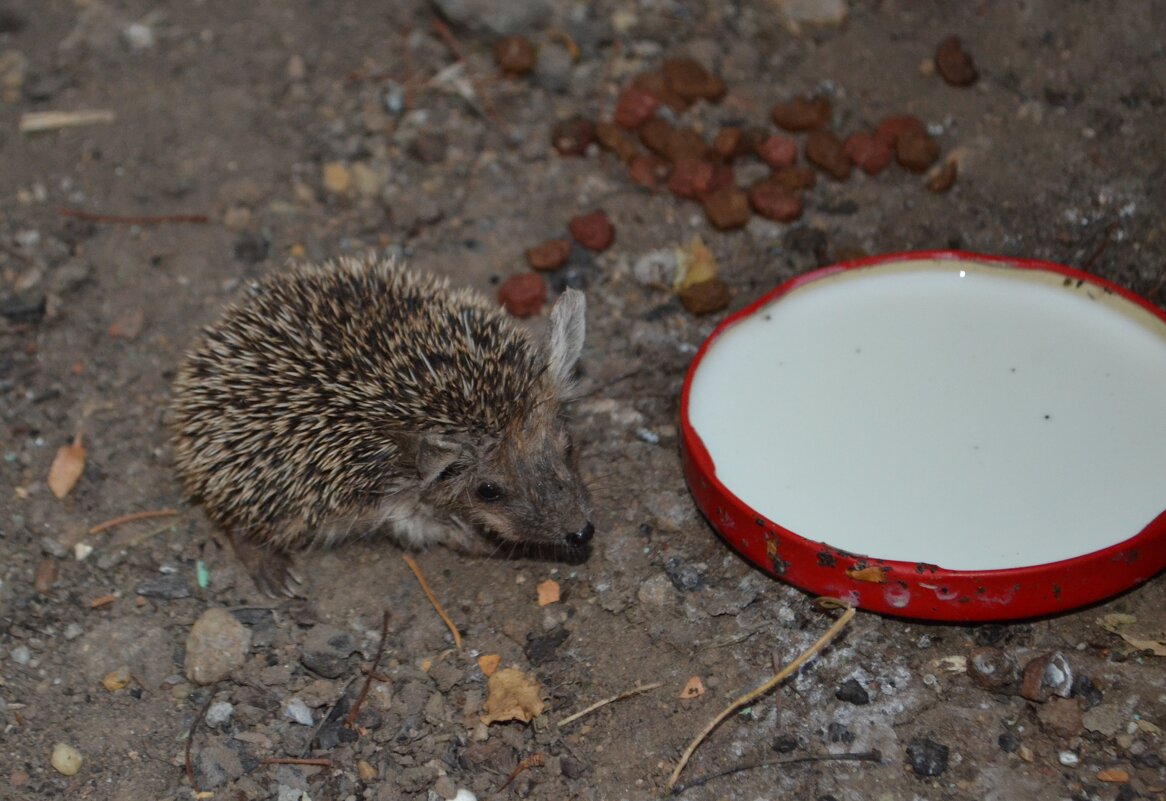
[
  {"left": 679, "top": 675, "right": 706, "bottom": 699},
  {"left": 477, "top": 653, "right": 500, "bottom": 677},
  {"left": 537, "top": 579, "right": 561, "bottom": 606},
  {"left": 47, "top": 434, "right": 85, "bottom": 499},
  {"left": 480, "top": 667, "right": 545, "bottom": 725}
]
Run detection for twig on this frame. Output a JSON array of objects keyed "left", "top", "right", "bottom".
[
  {"left": 498, "top": 753, "right": 546, "bottom": 791},
  {"left": 185, "top": 691, "right": 216, "bottom": 792},
  {"left": 429, "top": 16, "right": 506, "bottom": 131},
  {"left": 670, "top": 750, "right": 882, "bottom": 795},
  {"left": 88, "top": 508, "right": 179, "bottom": 535},
  {"left": 557, "top": 682, "right": 663, "bottom": 728},
  {"left": 345, "top": 610, "right": 391, "bottom": 729},
  {"left": 20, "top": 109, "right": 114, "bottom": 133},
  {"left": 664, "top": 599, "right": 857, "bottom": 793},
  {"left": 1081, "top": 221, "right": 1119, "bottom": 271},
  {"left": 56, "top": 207, "right": 210, "bottom": 225},
  {"left": 402, "top": 553, "right": 462, "bottom": 649},
  {"left": 260, "top": 757, "right": 334, "bottom": 767}
]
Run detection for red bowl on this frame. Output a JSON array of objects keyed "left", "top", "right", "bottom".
[{"left": 679, "top": 250, "right": 1166, "bottom": 621}]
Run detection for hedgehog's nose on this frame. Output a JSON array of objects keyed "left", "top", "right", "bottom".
[{"left": 566, "top": 521, "right": 594, "bottom": 548}]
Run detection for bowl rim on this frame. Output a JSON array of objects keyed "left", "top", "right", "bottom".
[{"left": 678, "top": 249, "right": 1166, "bottom": 621}]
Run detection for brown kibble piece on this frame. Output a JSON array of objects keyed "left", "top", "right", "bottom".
[
  {"left": 614, "top": 84, "right": 661, "bottom": 130},
  {"left": 896, "top": 128, "right": 940, "bottom": 172},
  {"left": 498, "top": 273, "right": 546, "bottom": 317},
  {"left": 663, "top": 58, "right": 727, "bottom": 103},
  {"left": 668, "top": 159, "right": 716, "bottom": 199},
  {"left": 805, "top": 130, "right": 851, "bottom": 180},
  {"left": 568, "top": 210, "right": 615, "bottom": 252},
  {"left": 702, "top": 187, "right": 752, "bottom": 230},
  {"left": 525, "top": 239, "right": 571, "bottom": 271},
  {"left": 712, "top": 127, "right": 747, "bottom": 161},
  {"left": 493, "top": 36, "right": 537, "bottom": 76},
  {"left": 755, "top": 135, "right": 798, "bottom": 168},
  {"left": 638, "top": 117, "right": 674, "bottom": 159},
  {"left": 632, "top": 70, "right": 688, "bottom": 112},
  {"left": 551, "top": 115, "right": 595, "bottom": 157},
  {"left": 595, "top": 121, "right": 638, "bottom": 162},
  {"left": 875, "top": 114, "right": 924, "bottom": 149},
  {"left": 844, "top": 131, "right": 892, "bottom": 175},
  {"left": 771, "top": 95, "right": 832, "bottom": 131},
  {"left": 935, "top": 35, "right": 979, "bottom": 87},
  {"left": 770, "top": 165, "right": 816, "bottom": 191},
  {"left": 628, "top": 154, "right": 668, "bottom": 191},
  {"left": 679, "top": 279, "right": 731, "bottom": 316},
  {"left": 664, "top": 126, "right": 709, "bottom": 163},
  {"left": 927, "top": 159, "right": 959, "bottom": 192},
  {"left": 748, "top": 181, "right": 804, "bottom": 223}
]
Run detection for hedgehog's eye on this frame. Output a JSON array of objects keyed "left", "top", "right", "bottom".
[{"left": 476, "top": 482, "right": 504, "bottom": 502}]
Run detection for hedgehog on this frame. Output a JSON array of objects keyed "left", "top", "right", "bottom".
[{"left": 169, "top": 254, "right": 593, "bottom": 596}]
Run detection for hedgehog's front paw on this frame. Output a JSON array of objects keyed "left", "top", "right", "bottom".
[{"left": 230, "top": 532, "right": 303, "bottom": 598}]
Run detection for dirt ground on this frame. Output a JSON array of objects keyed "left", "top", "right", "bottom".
[{"left": 2, "top": 1, "right": 1164, "bottom": 799}]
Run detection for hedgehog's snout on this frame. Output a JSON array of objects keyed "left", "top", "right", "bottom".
[{"left": 565, "top": 521, "right": 594, "bottom": 549}]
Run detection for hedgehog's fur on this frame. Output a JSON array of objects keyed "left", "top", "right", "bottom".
[{"left": 170, "top": 254, "right": 592, "bottom": 595}]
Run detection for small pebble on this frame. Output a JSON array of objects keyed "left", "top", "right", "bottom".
[
  {"left": 526, "top": 239, "right": 571, "bottom": 271},
  {"left": 771, "top": 95, "right": 832, "bottom": 131},
  {"left": 34, "top": 558, "right": 56, "bottom": 594},
  {"left": 102, "top": 666, "right": 131, "bottom": 692},
  {"left": 906, "top": 736, "right": 949, "bottom": 777},
  {"left": 497, "top": 273, "right": 546, "bottom": 317},
  {"left": 997, "top": 731, "right": 1019, "bottom": 753},
  {"left": 755, "top": 135, "right": 798, "bottom": 168},
  {"left": 702, "top": 187, "right": 751, "bottom": 230},
  {"left": 1058, "top": 750, "right": 1079, "bottom": 767},
  {"left": 1096, "top": 768, "right": 1130, "bottom": 783},
  {"left": 300, "top": 624, "right": 356, "bottom": 679},
  {"left": 493, "top": 35, "right": 536, "bottom": 76},
  {"left": 679, "top": 279, "right": 731, "bottom": 315},
  {"left": 135, "top": 574, "right": 191, "bottom": 600},
  {"left": 895, "top": 128, "right": 940, "bottom": 173},
  {"left": 835, "top": 678, "right": 870, "bottom": 705},
  {"left": 284, "top": 697, "right": 313, "bottom": 725},
  {"left": 551, "top": 115, "right": 595, "bottom": 157},
  {"left": 63, "top": 623, "right": 83, "bottom": 640},
  {"left": 185, "top": 607, "right": 252, "bottom": 685},
  {"left": 632, "top": 249, "right": 678, "bottom": 288},
  {"left": 935, "top": 35, "right": 979, "bottom": 87},
  {"left": 1019, "top": 651, "right": 1073, "bottom": 702},
  {"left": 51, "top": 743, "right": 83, "bottom": 776},
  {"left": 356, "top": 759, "right": 378, "bottom": 782},
  {"left": 805, "top": 130, "right": 851, "bottom": 180},
  {"left": 205, "top": 701, "right": 234, "bottom": 727},
  {"left": 568, "top": 210, "right": 614, "bottom": 252},
  {"left": 10, "top": 645, "right": 31, "bottom": 665},
  {"left": 967, "top": 646, "right": 1018, "bottom": 690}
]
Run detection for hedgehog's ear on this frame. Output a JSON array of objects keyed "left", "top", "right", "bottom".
[
  {"left": 546, "top": 288, "right": 586, "bottom": 394},
  {"left": 415, "top": 435, "right": 470, "bottom": 486}
]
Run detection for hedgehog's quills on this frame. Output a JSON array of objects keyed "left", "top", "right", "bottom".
[{"left": 169, "top": 254, "right": 593, "bottom": 596}]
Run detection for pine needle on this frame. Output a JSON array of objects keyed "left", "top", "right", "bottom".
[{"left": 402, "top": 553, "right": 462, "bottom": 649}]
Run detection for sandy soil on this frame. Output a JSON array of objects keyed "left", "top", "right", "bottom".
[{"left": 1, "top": 1, "right": 1164, "bottom": 799}]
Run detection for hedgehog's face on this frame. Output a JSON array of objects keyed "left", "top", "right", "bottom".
[{"left": 414, "top": 409, "right": 594, "bottom": 554}]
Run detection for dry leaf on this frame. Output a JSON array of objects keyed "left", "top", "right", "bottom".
[
  {"left": 102, "top": 666, "right": 131, "bottom": 692},
  {"left": 480, "top": 667, "right": 545, "bottom": 724},
  {"left": 679, "top": 675, "right": 706, "bottom": 699},
  {"left": 846, "top": 565, "right": 887, "bottom": 583},
  {"left": 673, "top": 235, "right": 718, "bottom": 291},
  {"left": 477, "top": 653, "right": 500, "bottom": 677},
  {"left": 47, "top": 435, "right": 85, "bottom": 499},
  {"left": 537, "top": 579, "right": 561, "bottom": 606},
  {"left": 1097, "top": 613, "right": 1166, "bottom": 656},
  {"left": 1096, "top": 768, "right": 1129, "bottom": 783}
]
